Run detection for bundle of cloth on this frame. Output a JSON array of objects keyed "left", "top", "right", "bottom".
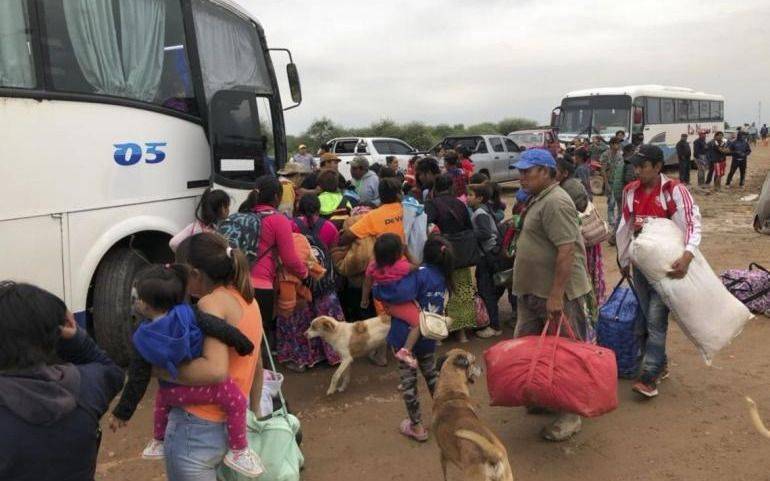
[{"left": 276, "top": 233, "right": 326, "bottom": 316}]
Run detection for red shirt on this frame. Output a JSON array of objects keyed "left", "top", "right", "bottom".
[
  {"left": 460, "top": 158, "right": 475, "bottom": 180},
  {"left": 632, "top": 182, "right": 668, "bottom": 231}
]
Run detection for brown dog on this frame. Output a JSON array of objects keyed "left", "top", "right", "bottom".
[
  {"left": 433, "top": 349, "right": 514, "bottom": 481},
  {"left": 306, "top": 315, "right": 390, "bottom": 395}
]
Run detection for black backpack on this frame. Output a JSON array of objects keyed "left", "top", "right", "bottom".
[{"left": 294, "top": 217, "right": 336, "bottom": 297}]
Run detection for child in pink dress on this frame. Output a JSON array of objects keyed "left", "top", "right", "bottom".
[{"left": 361, "top": 233, "right": 420, "bottom": 368}]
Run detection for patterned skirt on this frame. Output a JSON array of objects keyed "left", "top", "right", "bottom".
[
  {"left": 446, "top": 267, "right": 476, "bottom": 331},
  {"left": 276, "top": 292, "right": 343, "bottom": 368},
  {"left": 586, "top": 243, "right": 606, "bottom": 305}
]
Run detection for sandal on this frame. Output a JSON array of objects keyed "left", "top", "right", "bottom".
[
  {"left": 284, "top": 362, "right": 306, "bottom": 373},
  {"left": 399, "top": 419, "right": 429, "bottom": 442},
  {"left": 395, "top": 348, "right": 418, "bottom": 369}
]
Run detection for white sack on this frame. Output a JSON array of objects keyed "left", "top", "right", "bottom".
[
  {"left": 630, "top": 218, "right": 752, "bottom": 364},
  {"left": 259, "top": 369, "right": 284, "bottom": 418}
]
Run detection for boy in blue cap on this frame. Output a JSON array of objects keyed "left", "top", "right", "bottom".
[{"left": 510, "top": 148, "right": 593, "bottom": 442}]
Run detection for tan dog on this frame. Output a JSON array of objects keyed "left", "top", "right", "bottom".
[
  {"left": 746, "top": 397, "right": 770, "bottom": 438},
  {"left": 306, "top": 315, "right": 390, "bottom": 395},
  {"left": 433, "top": 349, "right": 513, "bottom": 481}
]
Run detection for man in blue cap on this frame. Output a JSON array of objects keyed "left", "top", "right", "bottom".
[{"left": 511, "top": 148, "right": 593, "bottom": 442}]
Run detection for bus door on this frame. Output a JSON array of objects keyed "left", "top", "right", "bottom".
[{"left": 207, "top": 90, "right": 272, "bottom": 201}]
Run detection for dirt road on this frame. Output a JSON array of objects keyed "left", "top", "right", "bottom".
[{"left": 98, "top": 146, "right": 770, "bottom": 481}]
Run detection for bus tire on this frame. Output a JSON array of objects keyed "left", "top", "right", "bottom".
[{"left": 92, "top": 247, "right": 145, "bottom": 366}]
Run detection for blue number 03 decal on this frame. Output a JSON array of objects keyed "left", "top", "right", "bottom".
[{"left": 114, "top": 142, "right": 168, "bottom": 166}]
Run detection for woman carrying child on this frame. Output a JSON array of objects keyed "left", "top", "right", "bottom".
[
  {"left": 371, "top": 235, "right": 454, "bottom": 442},
  {"left": 108, "top": 262, "right": 261, "bottom": 477},
  {"left": 163, "top": 233, "right": 264, "bottom": 481},
  {"left": 241, "top": 175, "right": 308, "bottom": 355},
  {"left": 276, "top": 194, "right": 344, "bottom": 372}
]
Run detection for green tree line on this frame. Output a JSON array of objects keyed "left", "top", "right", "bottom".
[{"left": 286, "top": 117, "right": 540, "bottom": 154}]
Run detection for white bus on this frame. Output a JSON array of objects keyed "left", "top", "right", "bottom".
[
  {"left": 0, "top": 0, "right": 301, "bottom": 363},
  {"left": 554, "top": 85, "right": 725, "bottom": 165}
]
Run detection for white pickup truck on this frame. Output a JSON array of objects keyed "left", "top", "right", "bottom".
[
  {"left": 326, "top": 137, "right": 418, "bottom": 179},
  {"left": 431, "top": 135, "right": 523, "bottom": 183}
]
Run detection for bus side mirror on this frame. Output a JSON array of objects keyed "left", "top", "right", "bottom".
[
  {"left": 287, "top": 63, "right": 302, "bottom": 105},
  {"left": 550, "top": 107, "right": 561, "bottom": 132},
  {"left": 269, "top": 48, "right": 302, "bottom": 111}
]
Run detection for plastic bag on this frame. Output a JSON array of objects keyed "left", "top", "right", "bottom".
[{"left": 630, "top": 218, "right": 752, "bottom": 364}]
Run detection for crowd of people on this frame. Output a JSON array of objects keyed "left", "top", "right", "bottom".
[{"left": 3, "top": 125, "right": 738, "bottom": 480}]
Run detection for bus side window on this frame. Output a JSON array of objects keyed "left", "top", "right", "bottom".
[
  {"left": 39, "top": 0, "right": 197, "bottom": 114},
  {"left": 676, "top": 99, "right": 688, "bottom": 122},
  {"left": 0, "top": 0, "right": 35, "bottom": 89},
  {"left": 645, "top": 97, "right": 661, "bottom": 124},
  {"left": 700, "top": 101, "right": 711, "bottom": 121},
  {"left": 661, "top": 98, "right": 675, "bottom": 124},
  {"left": 688, "top": 100, "right": 699, "bottom": 121},
  {"left": 711, "top": 101, "right": 723, "bottom": 121}
]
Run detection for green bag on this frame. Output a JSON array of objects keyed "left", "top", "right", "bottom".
[{"left": 217, "top": 337, "right": 304, "bottom": 481}]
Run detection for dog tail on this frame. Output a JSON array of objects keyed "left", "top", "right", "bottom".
[
  {"left": 454, "top": 429, "right": 503, "bottom": 464},
  {"left": 747, "top": 397, "right": 770, "bottom": 439}
]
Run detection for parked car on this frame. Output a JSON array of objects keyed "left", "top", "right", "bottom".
[
  {"left": 325, "top": 137, "right": 418, "bottom": 179},
  {"left": 431, "top": 135, "right": 523, "bottom": 183},
  {"left": 507, "top": 129, "right": 557, "bottom": 150}
]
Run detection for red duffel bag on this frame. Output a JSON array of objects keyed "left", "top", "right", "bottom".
[{"left": 484, "top": 316, "right": 618, "bottom": 417}]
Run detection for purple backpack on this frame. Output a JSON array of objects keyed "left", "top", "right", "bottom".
[{"left": 721, "top": 263, "right": 770, "bottom": 315}]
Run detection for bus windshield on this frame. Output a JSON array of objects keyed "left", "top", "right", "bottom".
[{"left": 559, "top": 95, "right": 631, "bottom": 137}]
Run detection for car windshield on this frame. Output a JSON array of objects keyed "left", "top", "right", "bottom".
[
  {"left": 441, "top": 136, "right": 483, "bottom": 152},
  {"left": 509, "top": 133, "right": 543, "bottom": 145},
  {"left": 559, "top": 95, "right": 630, "bottom": 136}
]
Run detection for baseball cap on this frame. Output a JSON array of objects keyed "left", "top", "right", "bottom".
[
  {"left": 348, "top": 156, "right": 370, "bottom": 169},
  {"left": 513, "top": 148, "right": 557, "bottom": 170},
  {"left": 298, "top": 144, "right": 307, "bottom": 149},
  {"left": 630, "top": 144, "right": 664, "bottom": 166}
]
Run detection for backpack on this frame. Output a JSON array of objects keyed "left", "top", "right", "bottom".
[
  {"left": 720, "top": 263, "right": 770, "bottom": 315},
  {"left": 294, "top": 217, "right": 336, "bottom": 297},
  {"left": 402, "top": 197, "right": 427, "bottom": 264},
  {"left": 217, "top": 211, "right": 275, "bottom": 265}
]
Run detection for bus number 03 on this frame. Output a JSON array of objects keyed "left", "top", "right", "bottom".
[{"left": 114, "top": 142, "right": 168, "bottom": 166}]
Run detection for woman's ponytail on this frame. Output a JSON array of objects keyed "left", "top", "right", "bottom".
[
  {"left": 229, "top": 247, "right": 254, "bottom": 303},
  {"left": 183, "top": 233, "right": 254, "bottom": 303}
]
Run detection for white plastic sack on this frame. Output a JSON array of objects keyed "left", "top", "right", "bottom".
[
  {"left": 630, "top": 218, "right": 753, "bottom": 364},
  {"left": 259, "top": 369, "right": 284, "bottom": 418}
]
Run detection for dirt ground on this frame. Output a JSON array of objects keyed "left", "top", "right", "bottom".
[{"left": 98, "top": 145, "right": 770, "bottom": 481}]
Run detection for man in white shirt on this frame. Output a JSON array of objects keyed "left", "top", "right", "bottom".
[{"left": 292, "top": 144, "right": 316, "bottom": 170}]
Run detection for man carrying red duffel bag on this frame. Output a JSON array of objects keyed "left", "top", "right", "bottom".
[{"left": 486, "top": 149, "right": 618, "bottom": 442}]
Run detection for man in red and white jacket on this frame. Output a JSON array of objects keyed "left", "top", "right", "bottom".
[{"left": 615, "top": 145, "right": 702, "bottom": 399}]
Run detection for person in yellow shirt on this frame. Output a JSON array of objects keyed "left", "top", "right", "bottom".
[
  {"left": 338, "top": 178, "right": 404, "bottom": 247},
  {"left": 276, "top": 162, "right": 310, "bottom": 216}
]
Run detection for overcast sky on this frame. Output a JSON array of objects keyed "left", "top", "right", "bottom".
[{"left": 243, "top": 0, "right": 769, "bottom": 134}]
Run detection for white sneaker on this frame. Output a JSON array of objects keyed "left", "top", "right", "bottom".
[
  {"left": 141, "top": 439, "right": 165, "bottom": 460},
  {"left": 224, "top": 448, "right": 264, "bottom": 478},
  {"left": 476, "top": 327, "right": 502, "bottom": 338}
]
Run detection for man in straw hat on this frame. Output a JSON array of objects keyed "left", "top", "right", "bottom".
[{"left": 277, "top": 162, "right": 312, "bottom": 216}]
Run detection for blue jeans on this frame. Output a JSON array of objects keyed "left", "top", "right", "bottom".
[
  {"left": 164, "top": 408, "right": 228, "bottom": 481},
  {"left": 633, "top": 269, "right": 670, "bottom": 384}
]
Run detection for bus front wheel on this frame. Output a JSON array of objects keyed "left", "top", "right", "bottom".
[{"left": 92, "top": 247, "right": 146, "bottom": 366}]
